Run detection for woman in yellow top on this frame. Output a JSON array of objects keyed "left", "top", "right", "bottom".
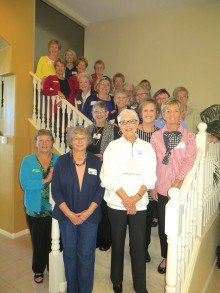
[{"left": 35, "top": 39, "right": 61, "bottom": 84}]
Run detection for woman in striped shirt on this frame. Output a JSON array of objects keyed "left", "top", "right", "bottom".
[{"left": 136, "top": 98, "right": 160, "bottom": 263}]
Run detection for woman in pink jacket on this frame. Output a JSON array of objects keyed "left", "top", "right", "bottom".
[{"left": 150, "top": 97, "right": 196, "bottom": 274}]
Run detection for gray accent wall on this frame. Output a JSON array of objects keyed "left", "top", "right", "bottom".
[{"left": 34, "top": 0, "right": 84, "bottom": 71}]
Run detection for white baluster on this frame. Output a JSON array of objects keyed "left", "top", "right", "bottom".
[
  {"left": 37, "top": 80, "right": 42, "bottom": 128},
  {"left": 56, "top": 97, "right": 60, "bottom": 149},
  {"left": 51, "top": 96, "right": 56, "bottom": 136},
  {"left": 196, "top": 123, "right": 207, "bottom": 237},
  {"left": 49, "top": 185, "right": 67, "bottom": 293},
  {"left": 60, "top": 103, "right": 66, "bottom": 154},
  {"left": 165, "top": 187, "right": 181, "bottom": 293},
  {"left": 41, "top": 94, "right": 45, "bottom": 129},
  {"left": 32, "top": 77, "right": 37, "bottom": 124},
  {"left": 66, "top": 105, "right": 71, "bottom": 128},
  {"left": 46, "top": 96, "right": 50, "bottom": 130}
]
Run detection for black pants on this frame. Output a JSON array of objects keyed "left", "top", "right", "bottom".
[
  {"left": 97, "top": 200, "right": 111, "bottom": 246},
  {"left": 26, "top": 214, "right": 52, "bottom": 274},
  {"left": 108, "top": 207, "right": 147, "bottom": 293},
  {"left": 146, "top": 200, "right": 157, "bottom": 250},
  {"left": 157, "top": 194, "right": 169, "bottom": 258}
]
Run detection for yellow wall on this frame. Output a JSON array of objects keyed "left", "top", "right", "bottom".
[
  {"left": 0, "top": 0, "right": 35, "bottom": 234},
  {"left": 85, "top": 2, "right": 220, "bottom": 112}
]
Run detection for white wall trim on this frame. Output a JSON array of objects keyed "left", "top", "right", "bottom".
[
  {"left": 42, "top": 0, "right": 89, "bottom": 28},
  {"left": 0, "top": 228, "right": 29, "bottom": 239}
]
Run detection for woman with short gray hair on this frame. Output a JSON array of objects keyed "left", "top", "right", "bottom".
[
  {"left": 52, "top": 125, "right": 104, "bottom": 293},
  {"left": 131, "top": 84, "right": 151, "bottom": 112},
  {"left": 87, "top": 101, "right": 121, "bottom": 251},
  {"left": 101, "top": 109, "right": 157, "bottom": 293}
]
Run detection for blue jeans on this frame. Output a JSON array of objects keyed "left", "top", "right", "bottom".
[{"left": 59, "top": 218, "right": 98, "bottom": 293}]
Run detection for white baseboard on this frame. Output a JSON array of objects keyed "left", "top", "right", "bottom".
[
  {"left": 0, "top": 228, "right": 29, "bottom": 239},
  {"left": 202, "top": 259, "right": 217, "bottom": 293}
]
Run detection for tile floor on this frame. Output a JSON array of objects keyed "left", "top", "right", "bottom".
[{"left": 0, "top": 227, "right": 219, "bottom": 293}]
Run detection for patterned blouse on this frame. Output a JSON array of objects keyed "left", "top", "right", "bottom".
[
  {"left": 25, "top": 154, "right": 54, "bottom": 217},
  {"left": 136, "top": 126, "right": 159, "bottom": 201}
]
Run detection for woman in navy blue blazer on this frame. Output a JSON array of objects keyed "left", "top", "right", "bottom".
[
  {"left": 52, "top": 126, "right": 104, "bottom": 293},
  {"left": 20, "top": 129, "right": 59, "bottom": 284}
]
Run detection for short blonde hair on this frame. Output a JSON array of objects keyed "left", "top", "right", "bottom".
[
  {"left": 161, "top": 97, "right": 184, "bottom": 115},
  {"left": 48, "top": 39, "right": 61, "bottom": 50},
  {"left": 138, "top": 98, "right": 160, "bottom": 119},
  {"left": 34, "top": 129, "right": 54, "bottom": 144},
  {"left": 173, "top": 86, "right": 189, "bottom": 98},
  {"left": 76, "top": 57, "right": 88, "bottom": 67},
  {"left": 64, "top": 49, "right": 77, "bottom": 62},
  {"left": 54, "top": 58, "right": 66, "bottom": 69},
  {"left": 113, "top": 73, "right": 125, "bottom": 84},
  {"left": 95, "top": 76, "right": 113, "bottom": 93},
  {"left": 94, "top": 60, "right": 105, "bottom": 70}
]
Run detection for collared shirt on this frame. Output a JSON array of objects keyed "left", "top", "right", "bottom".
[
  {"left": 150, "top": 124, "right": 196, "bottom": 196},
  {"left": 65, "top": 66, "right": 77, "bottom": 79}
]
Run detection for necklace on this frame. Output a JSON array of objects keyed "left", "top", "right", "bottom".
[
  {"left": 142, "top": 124, "right": 155, "bottom": 133},
  {"left": 71, "top": 151, "right": 87, "bottom": 167},
  {"left": 93, "top": 126, "right": 103, "bottom": 145}
]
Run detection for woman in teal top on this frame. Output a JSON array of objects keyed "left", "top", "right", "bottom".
[{"left": 20, "top": 129, "right": 59, "bottom": 284}]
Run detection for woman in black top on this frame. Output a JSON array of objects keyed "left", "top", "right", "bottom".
[
  {"left": 136, "top": 98, "right": 160, "bottom": 263},
  {"left": 87, "top": 101, "right": 121, "bottom": 251}
]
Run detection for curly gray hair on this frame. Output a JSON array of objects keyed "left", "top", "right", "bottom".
[{"left": 66, "top": 126, "right": 92, "bottom": 149}]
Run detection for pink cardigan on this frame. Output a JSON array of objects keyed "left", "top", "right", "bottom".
[{"left": 150, "top": 124, "right": 196, "bottom": 196}]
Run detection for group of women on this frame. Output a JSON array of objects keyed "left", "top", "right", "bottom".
[{"left": 20, "top": 38, "right": 213, "bottom": 292}]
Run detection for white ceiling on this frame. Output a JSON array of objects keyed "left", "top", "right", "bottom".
[{"left": 45, "top": 0, "right": 218, "bottom": 26}]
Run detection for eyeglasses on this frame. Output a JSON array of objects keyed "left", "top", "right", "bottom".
[
  {"left": 177, "top": 95, "right": 188, "bottom": 99},
  {"left": 38, "top": 139, "right": 51, "bottom": 143},
  {"left": 100, "top": 82, "right": 110, "bottom": 86},
  {"left": 72, "top": 137, "right": 87, "bottom": 141},
  {"left": 136, "top": 92, "right": 147, "bottom": 97},
  {"left": 93, "top": 110, "right": 106, "bottom": 114},
  {"left": 119, "top": 119, "right": 138, "bottom": 125}
]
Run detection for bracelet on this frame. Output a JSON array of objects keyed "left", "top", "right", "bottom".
[{"left": 137, "top": 193, "right": 142, "bottom": 199}]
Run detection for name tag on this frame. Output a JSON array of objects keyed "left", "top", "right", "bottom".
[
  {"left": 93, "top": 133, "right": 101, "bottom": 139},
  {"left": 53, "top": 80, "right": 59, "bottom": 83},
  {"left": 88, "top": 168, "right": 97, "bottom": 175},
  {"left": 175, "top": 142, "right": 185, "bottom": 149},
  {"left": 32, "top": 169, "right": 40, "bottom": 173},
  {"left": 46, "top": 60, "right": 52, "bottom": 64},
  {"left": 91, "top": 101, "right": 96, "bottom": 106},
  {"left": 136, "top": 148, "right": 143, "bottom": 155},
  {"left": 77, "top": 100, "right": 82, "bottom": 104}
]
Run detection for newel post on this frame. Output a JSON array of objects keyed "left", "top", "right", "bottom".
[
  {"left": 196, "top": 122, "right": 207, "bottom": 237},
  {"left": 165, "top": 187, "right": 181, "bottom": 293},
  {"left": 49, "top": 184, "right": 66, "bottom": 293}
]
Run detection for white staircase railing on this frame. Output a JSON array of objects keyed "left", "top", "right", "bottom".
[
  {"left": 165, "top": 123, "right": 220, "bottom": 293},
  {"left": 29, "top": 72, "right": 92, "bottom": 154}
]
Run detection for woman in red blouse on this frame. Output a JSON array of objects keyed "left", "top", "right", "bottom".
[{"left": 69, "top": 57, "right": 88, "bottom": 98}]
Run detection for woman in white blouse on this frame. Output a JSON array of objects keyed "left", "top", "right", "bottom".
[{"left": 100, "top": 109, "right": 157, "bottom": 293}]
